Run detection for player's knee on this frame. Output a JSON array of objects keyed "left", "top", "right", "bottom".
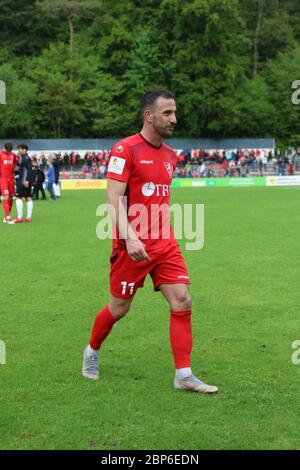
[
  {"left": 109, "top": 300, "right": 131, "bottom": 320},
  {"left": 111, "top": 305, "right": 130, "bottom": 320},
  {"left": 171, "top": 292, "right": 192, "bottom": 312}
]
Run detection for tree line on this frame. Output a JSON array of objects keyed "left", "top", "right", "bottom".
[{"left": 0, "top": 0, "right": 299, "bottom": 145}]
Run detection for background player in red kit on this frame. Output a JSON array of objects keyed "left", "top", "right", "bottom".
[
  {"left": 82, "top": 89, "right": 218, "bottom": 394},
  {"left": 0, "top": 142, "right": 17, "bottom": 224}
]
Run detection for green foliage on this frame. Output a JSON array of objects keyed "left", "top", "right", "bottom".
[
  {"left": 124, "top": 26, "right": 168, "bottom": 133},
  {"left": 27, "top": 42, "right": 85, "bottom": 137},
  {"left": 263, "top": 46, "right": 300, "bottom": 142},
  {"left": 235, "top": 76, "right": 276, "bottom": 137},
  {"left": 168, "top": 0, "right": 250, "bottom": 136},
  {"left": 0, "top": 63, "right": 37, "bottom": 137},
  {"left": 36, "top": 0, "right": 103, "bottom": 51},
  {"left": 81, "top": 72, "right": 125, "bottom": 136},
  {"left": 240, "top": 0, "right": 295, "bottom": 72},
  {"left": 0, "top": 0, "right": 299, "bottom": 141},
  {"left": 0, "top": 0, "right": 65, "bottom": 55}
]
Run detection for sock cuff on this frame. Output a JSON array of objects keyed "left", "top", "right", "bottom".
[
  {"left": 170, "top": 309, "right": 192, "bottom": 317},
  {"left": 105, "top": 305, "right": 117, "bottom": 323}
]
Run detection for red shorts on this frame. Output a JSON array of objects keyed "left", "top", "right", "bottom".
[
  {"left": 0, "top": 178, "right": 15, "bottom": 197},
  {"left": 110, "top": 242, "right": 190, "bottom": 298}
]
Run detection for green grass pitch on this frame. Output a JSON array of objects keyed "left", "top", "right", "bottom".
[{"left": 1, "top": 186, "right": 300, "bottom": 450}]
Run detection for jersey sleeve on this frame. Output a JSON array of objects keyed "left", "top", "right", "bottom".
[{"left": 106, "top": 143, "right": 133, "bottom": 183}]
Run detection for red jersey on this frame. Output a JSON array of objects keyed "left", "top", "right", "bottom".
[
  {"left": 0, "top": 151, "right": 17, "bottom": 179},
  {"left": 107, "top": 133, "right": 178, "bottom": 252}
]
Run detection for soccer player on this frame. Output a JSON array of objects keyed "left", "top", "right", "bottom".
[
  {"left": 82, "top": 89, "right": 219, "bottom": 394},
  {"left": 14, "top": 144, "right": 34, "bottom": 223},
  {"left": 0, "top": 142, "right": 17, "bottom": 224}
]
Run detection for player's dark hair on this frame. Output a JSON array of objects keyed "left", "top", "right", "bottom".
[
  {"left": 17, "top": 143, "right": 28, "bottom": 151},
  {"left": 140, "top": 89, "right": 174, "bottom": 117},
  {"left": 4, "top": 142, "right": 13, "bottom": 152}
]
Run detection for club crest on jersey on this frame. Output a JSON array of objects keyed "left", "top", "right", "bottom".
[
  {"left": 116, "top": 145, "right": 123, "bottom": 153},
  {"left": 164, "top": 161, "right": 173, "bottom": 178}
]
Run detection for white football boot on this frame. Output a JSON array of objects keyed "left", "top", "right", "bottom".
[{"left": 174, "top": 374, "right": 219, "bottom": 394}]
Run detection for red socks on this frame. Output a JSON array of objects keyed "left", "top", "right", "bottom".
[
  {"left": 89, "top": 305, "right": 117, "bottom": 351},
  {"left": 170, "top": 310, "right": 192, "bottom": 368},
  {"left": 89, "top": 306, "right": 192, "bottom": 365},
  {"left": 2, "top": 199, "right": 11, "bottom": 217}
]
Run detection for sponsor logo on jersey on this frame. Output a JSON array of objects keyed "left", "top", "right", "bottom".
[
  {"left": 141, "top": 182, "right": 170, "bottom": 197},
  {"left": 140, "top": 160, "right": 153, "bottom": 164},
  {"left": 108, "top": 156, "right": 126, "bottom": 175},
  {"left": 142, "top": 182, "right": 156, "bottom": 196},
  {"left": 177, "top": 275, "right": 189, "bottom": 279},
  {"left": 116, "top": 145, "right": 123, "bottom": 153},
  {"left": 164, "top": 161, "right": 173, "bottom": 177}
]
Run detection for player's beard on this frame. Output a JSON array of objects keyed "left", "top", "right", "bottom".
[
  {"left": 153, "top": 119, "right": 176, "bottom": 137},
  {"left": 163, "top": 125, "right": 175, "bottom": 136}
]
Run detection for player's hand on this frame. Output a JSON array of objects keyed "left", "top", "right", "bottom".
[
  {"left": 126, "top": 238, "right": 151, "bottom": 263},
  {"left": 23, "top": 181, "right": 29, "bottom": 188}
]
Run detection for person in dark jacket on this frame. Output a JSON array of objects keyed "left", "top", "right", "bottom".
[
  {"left": 14, "top": 144, "right": 34, "bottom": 223},
  {"left": 32, "top": 157, "right": 46, "bottom": 200}
]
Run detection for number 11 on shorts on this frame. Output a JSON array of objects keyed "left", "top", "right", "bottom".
[{"left": 121, "top": 281, "right": 135, "bottom": 295}]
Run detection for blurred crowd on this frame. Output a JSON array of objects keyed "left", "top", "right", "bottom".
[
  {"left": 30, "top": 151, "right": 110, "bottom": 179},
  {"left": 174, "top": 148, "right": 300, "bottom": 178},
  {"left": 28, "top": 148, "right": 300, "bottom": 180}
]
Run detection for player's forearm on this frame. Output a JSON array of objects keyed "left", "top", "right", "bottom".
[{"left": 107, "top": 193, "right": 137, "bottom": 241}]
